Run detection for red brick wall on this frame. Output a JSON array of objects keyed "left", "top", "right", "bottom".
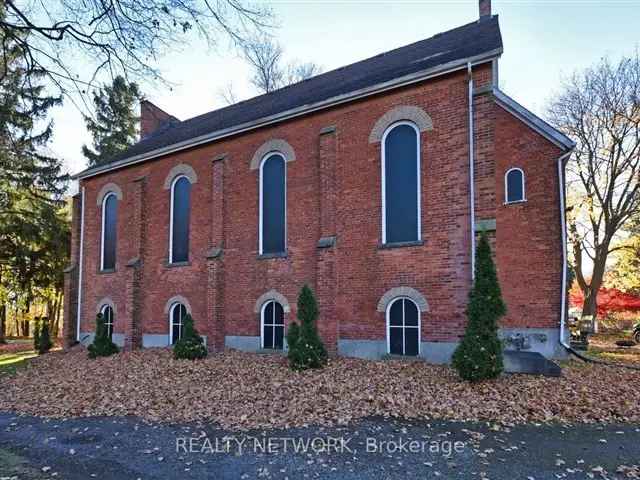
[
  {"left": 494, "top": 106, "right": 564, "bottom": 329},
  {"left": 74, "top": 62, "right": 563, "bottom": 349}
]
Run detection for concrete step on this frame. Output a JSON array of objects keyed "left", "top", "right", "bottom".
[{"left": 503, "top": 350, "right": 562, "bottom": 377}]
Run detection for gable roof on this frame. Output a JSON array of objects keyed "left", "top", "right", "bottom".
[
  {"left": 74, "top": 16, "right": 503, "bottom": 180},
  {"left": 493, "top": 89, "right": 575, "bottom": 151}
]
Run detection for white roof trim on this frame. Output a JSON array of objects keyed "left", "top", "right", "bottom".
[
  {"left": 493, "top": 89, "right": 575, "bottom": 151},
  {"left": 73, "top": 48, "right": 503, "bottom": 180}
]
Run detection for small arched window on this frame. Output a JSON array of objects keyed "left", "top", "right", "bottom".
[
  {"left": 100, "top": 305, "right": 114, "bottom": 340},
  {"left": 100, "top": 192, "right": 118, "bottom": 270},
  {"left": 169, "top": 302, "right": 188, "bottom": 345},
  {"left": 382, "top": 122, "right": 420, "bottom": 244},
  {"left": 169, "top": 176, "right": 192, "bottom": 263},
  {"left": 261, "top": 300, "right": 285, "bottom": 350},
  {"left": 259, "top": 153, "right": 286, "bottom": 255},
  {"left": 505, "top": 168, "right": 525, "bottom": 203},
  {"left": 387, "top": 297, "right": 420, "bottom": 356}
]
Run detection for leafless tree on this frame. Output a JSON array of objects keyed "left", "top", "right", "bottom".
[
  {"left": 241, "top": 33, "right": 284, "bottom": 93},
  {"left": 218, "top": 81, "right": 240, "bottom": 105},
  {"left": 0, "top": 0, "right": 273, "bottom": 103},
  {"left": 238, "top": 32, "right": 321, "bottom": 97},
  {"left": 285, "top": 61, "right": 322, "bottom": 86},
  {"left": 549, "top": 52, "right": 640, "bottom": 322}
]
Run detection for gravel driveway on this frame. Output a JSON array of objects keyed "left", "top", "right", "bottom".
[{"left": 1, "top": 413, "right": 639, "bottom": 479}]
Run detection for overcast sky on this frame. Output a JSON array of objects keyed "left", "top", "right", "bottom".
[{"left": 50, "top": 0, "right": 640, "bottom": 179}]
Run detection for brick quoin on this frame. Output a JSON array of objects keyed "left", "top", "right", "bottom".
[{"left": 64, "top": 61, "right": 568, "bottom": 358}]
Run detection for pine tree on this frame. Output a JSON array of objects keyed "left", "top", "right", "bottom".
[
  {"left": 173, "top": 314, "right": 208, "bottom": 360},
  {"left": 38, "top": 319, "right": 52, "bottom": 354},
  {"left": 82, "top": 76, "right": 141, "bottom": 167},
  {"left": 452, "top": 232, "right": 506, "bottom": 381},
  {"left": 1, "top": 10, "right": 69, "bottom": 332},
  {"left": 33, "top": 319, "right": 41, "bottom": 352},
  {"left": 0, "top": 12, "right": 66, "bottom": 199},
  {"left": 88, "top": 313, "right": 119, "bottom": 359},
  {"left": 286, "top": 285, "right": 328, "bottom": 371}
]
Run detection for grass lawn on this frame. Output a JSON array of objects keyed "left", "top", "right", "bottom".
[
  {"left": 1, "top": 347, "right": 639, "bottom": 430},
  {"left": 586, "top": 333, "right": 640, "bottom": 365},
  {"left": 0, "top": 349, "right": 38, "bottom": 376}
]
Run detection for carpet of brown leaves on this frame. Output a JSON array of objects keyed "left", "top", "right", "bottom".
[{"left": 1, "top": 348, "right": 638, "bottom": 430}]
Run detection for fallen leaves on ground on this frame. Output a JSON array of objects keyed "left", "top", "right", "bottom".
[{"left": 1, "top": 347, "right": 639, "bottom": 431}]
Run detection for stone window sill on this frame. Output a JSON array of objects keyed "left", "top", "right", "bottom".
[
  {"left": 257, "top": 251, "right": 288, "bottom": 260},
  {"left": 165, "top": 261, "right": 191, "bottom": 268},
  {"left": 98, "top": 268, "right": 116, "bottom": 275},
  {"left": 504, "top": 199, "right": 527, "bottom": 206},
  {"left": 256, "top": 348, "right": 287, "bottom": 355},
  {"left": 378, "top": 240, "right": 424, "bottom": 250},
  {"left": 381, "top": 353, "right": 423, "bottom": 362}
]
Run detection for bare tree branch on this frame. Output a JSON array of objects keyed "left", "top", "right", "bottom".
[
  {"left": 238, "top": 32, "right": 322, "bottom": 95},
  {"left": 549, "top": 51, "right": 640, "bottom": 320},
  {"left": 1, "top": 0, "right": 274, "bottom": 103}
]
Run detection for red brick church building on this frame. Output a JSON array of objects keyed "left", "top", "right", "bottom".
[{"left": 63, "top": 0, "right": 575, "bottom": 362}]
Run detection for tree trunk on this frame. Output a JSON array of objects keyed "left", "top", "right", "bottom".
[
  {"left": 581, "top": 288, "right": 598, "bottom": 329},
  {"left": 0, "top": 303, "right": 6, "bottom": 344},
  {"left": 57, "top": 292, "right": 63, "bottom": 337}
]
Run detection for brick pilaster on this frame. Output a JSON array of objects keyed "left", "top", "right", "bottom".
[
  {"left": 63, "top": 193, "right": 82, "bottom": 349},
  {"left": 206, "top": 154, "right": 226, "bottom": 351},
  {"left": 316, "top": 126, "right": 338, "bottom": 354},
  {"left": 123, "top": 177, "right": 146, "bottom": 350}
]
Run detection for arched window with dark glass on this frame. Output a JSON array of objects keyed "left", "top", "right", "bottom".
[
  {"left": 387, "top": 297, "right": 420, "bottom": 356},
  {"left": 170, "top": 176, "right": 191, "bottom": 263},
  {"left": 382, "top": 122, "right": 420, "bottom": 244},
  {"left": 259, "top": 153, "right": 286, "bottom": 255},
  {"left": 505, "top": 168, "right": 525, "bottom": 203},
  {"left": 169, "top": 302, "right": 187, "bottom": 345},
  {"left": 101, "top": 192, "right": 118, "bottom": 270},
  {"left": 261, "top": 300, "right": 285, "bottom": 349},
  {"left": 100, "top": 305, "right": 114, "bottom": 340}
]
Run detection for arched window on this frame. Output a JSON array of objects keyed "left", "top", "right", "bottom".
[
  {"left": 505, "top": 168, "right": 525, "bottom": 203},
  {"left": 169, "top": 302, "right": 188, "bottom": 345},
  {"left": 387, "top": 297, "right": 420, "bottom": 356},
  {"left": 382, "top": 122, "right": 420, "bottom": 244},
  {"left": 100, "top": 192, "right": 118, "bottom": 270},
  {"left": 261, "top": 300, "right": 285, "bottom": 349},
  {"left": 169, "top": 176, "right": 192, "bottom": 263},
  {"left": 259, "top": 153, "right": 286, "bottom": 255},
  {"left": 100, "top": 305, "right": 114, "bottom": 340}
]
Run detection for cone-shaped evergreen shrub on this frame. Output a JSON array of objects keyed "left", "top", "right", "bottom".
[
  {"left": 452, "top": 232, "right": 506, "bottom": 381},
  {"left": 33, "top": 320, "right": 41, "bottom": 352},
  {"left": 286, "top": 285, "right": 328, "bottom": 371},
  {"left": 38, "top": 320, "right": 53, "bottom": 354},
  {"left": 88, "top": 313, "right": 119, "bottom": 359},
  {"left": 173, "top": 314, "right": 207, "bottom": 360}
]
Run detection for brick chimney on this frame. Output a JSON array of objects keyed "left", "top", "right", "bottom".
[
  {"left": 479, "top": 0, "right": 491, "bottom": 19},
  {"left": 140, "top": 100, "right": 178, "bottom": 139}
]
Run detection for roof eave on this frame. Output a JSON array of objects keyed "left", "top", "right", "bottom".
[
  {"left": 73, "top": 47, "right": 503, "bottom": 180},
  {"left": 492, "top": 88, "right": 576, "bottom": 151}
]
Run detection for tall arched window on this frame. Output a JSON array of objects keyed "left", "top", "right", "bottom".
[
  {"left": 259, "top": 153, "right": 286, "bottom": 255},
  {"left": 169, "top": 176, "right": 191, "bottom": 263},
  {"left": 100, "top": 192, "right": 118, "bottom": 270},
  {"left": 387, "top": 297, "right": 420, "bottom": 356},
  {"left": 169, "top": 302, "right": 188, "bottom": 345},
  {"left": 261, "top": 300, "right": 285, "bottom": 349},
  {"left": 382, "top": 122, "right": 420, "bottom": 244},
  {"left": 100, "top": 305, "right": 114, "bottom": 340},
  {"left": 505, "top": 168, "right": 525, "bottom": 203}
]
